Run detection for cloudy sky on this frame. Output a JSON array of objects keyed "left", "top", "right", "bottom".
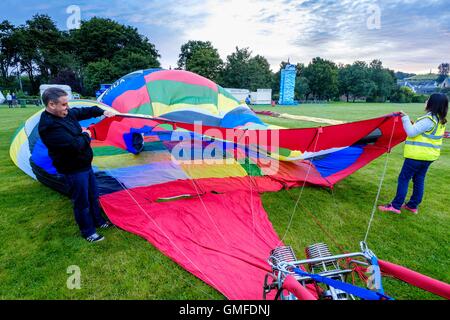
[{"left": 2, "top": 0, "right": 450, "bottom": 73}]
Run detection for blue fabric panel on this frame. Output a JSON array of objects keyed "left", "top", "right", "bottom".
[
  {"left": 30, "top": 138, "right": 58, "bottom": 174},
  {"left": 312, "top": 146, "right": 364, "bottom": 178},
  {"left": 220, "top": 107, "right": 265, "bottom": 128},
  {"left": 160, "top": 110, "right": 222, "bottom": 127}
]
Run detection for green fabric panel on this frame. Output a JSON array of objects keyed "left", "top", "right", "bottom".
[
  {"left": 147, "top": 80, "right": 218, "bottom": 106},
  {"left": 240, "top": 158, "right": 263, "bottom": 176},
  {"left": 218, "top": 86, "right": 240, "bottom": 102},
  {"left": 93, "top": 146, "right": 129, "bottom": 156},
  {"left": 142, "top": 141, "right": 168, "bottom": 152},
  {"left": 277, "top": 147, "right": 292, "bottom": 157},
  {"left": 128, "top": 102, "right": 153, "bottom": 115}
]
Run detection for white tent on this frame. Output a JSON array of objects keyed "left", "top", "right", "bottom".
[
  {"left": 39, "top": 84, "right": 73, "bottom": 100},
  {"left": 0, "top": 91, "right": 4, "bottom": 104}
]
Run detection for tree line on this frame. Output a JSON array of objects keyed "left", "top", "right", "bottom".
[
  {"left": 0, "top": 15, "right": 160, "bottom": 96},
  {"left": 1, "top": 14, "right": 448, "bottom": 102}
]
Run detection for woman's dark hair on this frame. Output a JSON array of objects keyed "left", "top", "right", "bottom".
[{"left": 426, "top": 93, "right": 448, "bottom": 124}]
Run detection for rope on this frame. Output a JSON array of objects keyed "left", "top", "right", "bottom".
[
  {"left": 284, "top": 188, "right": 345, "bottom": 252},
  {"left": 363, "top": 117, "right": 398, "bottom": 243},
  {"left": 279, "top": 127, "right": 322, "bottom": 245},
  {"left": 103, "top": 168, "right": 223, "bottom": 295}
]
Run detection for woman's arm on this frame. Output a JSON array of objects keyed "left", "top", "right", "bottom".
[{"left": 401, "top": 115, "right": 434, "bottom": 138}]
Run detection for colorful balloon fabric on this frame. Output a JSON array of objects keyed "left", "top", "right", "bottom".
[{"left": 10, "top": 69, "right": 406, "bottom": 299}]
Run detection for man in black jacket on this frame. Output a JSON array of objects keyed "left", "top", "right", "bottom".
[{"left": 39, "top": 88, "right": 116, "bottom": 242}]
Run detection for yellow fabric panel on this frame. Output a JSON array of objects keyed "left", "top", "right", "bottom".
[
  {"left": 217, "top": 94, "right": 239, "bottom": 115},
  {"left": 180, "top": 160, "right": 248, "bottom": 179},
  {"left": 9, "top": 129, "right": 27, "bottom": 166},
  {"left": 93, "top": 150, "right": 173, "bottom": 169},
  {"left": 152, "top": 102, "right": 220, "bottom": 117}
]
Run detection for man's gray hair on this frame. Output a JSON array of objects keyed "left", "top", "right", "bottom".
[{"left": 42, "top": 88, "right": 68, "bottom": 107}]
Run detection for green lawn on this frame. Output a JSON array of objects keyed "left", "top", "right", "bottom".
[{"left": 0, "top": 103, "right": 448, "bottom": 300}]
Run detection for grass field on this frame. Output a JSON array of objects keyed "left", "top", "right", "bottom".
[{"left": 0, "top": 103, "right": 448, "bottom": 300}]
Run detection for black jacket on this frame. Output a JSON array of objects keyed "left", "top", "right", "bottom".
[{"left": 38, "top": 107, "right": 105, "bottom": 174}]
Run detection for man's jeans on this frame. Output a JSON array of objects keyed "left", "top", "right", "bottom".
[
  {"left": 391, "top": 158, "right": 432, "bottom": 210},
  {"left": 64, "top": 168, "right": 106, "bottom": 237}
]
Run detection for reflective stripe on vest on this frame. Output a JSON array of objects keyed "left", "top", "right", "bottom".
[
  {"left": 405, "top": 141, "right": 442, "bottom": 149},
  {"left": 404, "top": 114, "right": 446, "bottom": 161}
]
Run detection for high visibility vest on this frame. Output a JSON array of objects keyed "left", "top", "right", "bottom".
[{"left": 404, "top": 113, "right": 446, "bottom": 161}]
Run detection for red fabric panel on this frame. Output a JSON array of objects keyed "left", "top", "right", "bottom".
[
  {"left": 194, "top": 176, "right": 284, "bottom": 194},
  {"left": 260, "top": 159, "right": 331, "bottom": 187},
  {"left": 326, "top": 115, "right": 406, "bottom": 185},
  {"left": 379, "top": 260, "right": 450, "bottom": 299},
  {"left": 100, "top": 188, "right": 282, "bottom": 300},
  {"left": 90, "top": 113, "right": 405, "bottom": 155},
  {"left": 111, "top": 85, "right": 150, "bottom": 113}
]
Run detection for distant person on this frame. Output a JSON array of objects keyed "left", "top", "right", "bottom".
[
  {"left": 6, "top": 92, "right": 12, "bottom": 108},
  {"left": 11, "top": 92, "right": 17, "bottom": 107},
  {"left": 379, "top": 93, "right": 448, "bottom": 214},
  {"left": 271, "top": 100, "right": 276, "bottom": 107},
  {"left": 38, "top": 88, "right": 116, "bottom": 242},
  {"left": 245, "top": 95, "right": 251, "bottom": 105}
]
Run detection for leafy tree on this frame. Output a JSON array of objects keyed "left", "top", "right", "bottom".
[
  {"left": 83, "top": 59, "right": 119, "bottom": 95},
  {"left": 367, "top": 60, "right": 396, "bottom": 102},
  {"left": 222, "top": 47, "right": 252, "bottom": 88},
  {"left": 11, "top": 26, "right": 40, "bottom": 93},
  {"left": 0, "top": 20, "right": 16, "bottom": 82},
  {"left": 390, "top": 86, "right": 415, "bottom": 103},
  {"left": 338, "top": 64, "right": 352, "bottom": 102},
  {"left": 70, "top": 17, "right": 160, "bottom": 66},
  {"left": 247, "top": 55, "right": 273, "bottom": 91},
  {"left": 352, "top": 62, "right": 373, "bottom": 99},
  {"left": 24, "top": 14, "right": 66, "bottom": 82},
  {"left": 295, "top": 76, "right": 310, "bottom": 100},
  {"left": 222, "top": 47, "right": 273, "bottom": 90},
  {"left": 113, "top": 49, "right": 160, "bottom": 76},
  {"left": 177, "top": 41, "right": 223, "bottom": 82},
  {"left": 303, "top": 57, "right": 338, "bottom": 100}
]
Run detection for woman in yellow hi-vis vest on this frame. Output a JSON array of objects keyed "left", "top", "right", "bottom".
[{"left": 379, "top": 93, "right": 448, "bottom": 214}]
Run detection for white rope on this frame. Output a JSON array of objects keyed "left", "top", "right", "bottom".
[
  {"left": 363, "top": 118, "right": 398, "bottom": 243},
  {"left": 279, "top": 128, "right": 321, "bottom": 245},
  {"left": 103, "top": 168, "right": 223, "bottom": 295}
]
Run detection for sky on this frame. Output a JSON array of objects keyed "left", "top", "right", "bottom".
[{"left": 2, "top": 0, "right": 450, "bottom": 74}]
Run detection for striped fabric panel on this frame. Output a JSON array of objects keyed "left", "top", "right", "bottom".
[
  {"left": 93, "top": 150, "right": 173, "bottom": 170},
  {"left": 9, "top": 128, "right": 36, "bottom": 179},
  {"left": 126, "top": 102, "right": 153, "bottom": 115},
  {"left": 151, "top": 102, "right": 220, "bottom": 117},
  {"left": 145, "top": 70, "right": 218, "bottom": 92},
  {"left": 93, "top": 146, "right": 130, "bottom": 157},
  {"left": 218, "top": 86, "right": 239, "bottom": 102},
  {"left": 180, "top": 160, "right": 248, "bottom": 179},
  {"left": 105, "top": 162, "right": 188, "bottom": 189},
  {"left": 111, "top": 85, "right": 151, "bottom": 114},
  {"left": 217, "top": 93, "right": 240, "bottom": 115},
  {"left": 147, "top": 80, "right": 218, "bottom": 107}
]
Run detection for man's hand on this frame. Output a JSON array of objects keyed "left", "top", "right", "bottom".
[
  {"left": 103, "top": 110, "right": 117, "bottom": 118},
  {"left": 82, "top": 128, "right": 92, "bottom": 138}
]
